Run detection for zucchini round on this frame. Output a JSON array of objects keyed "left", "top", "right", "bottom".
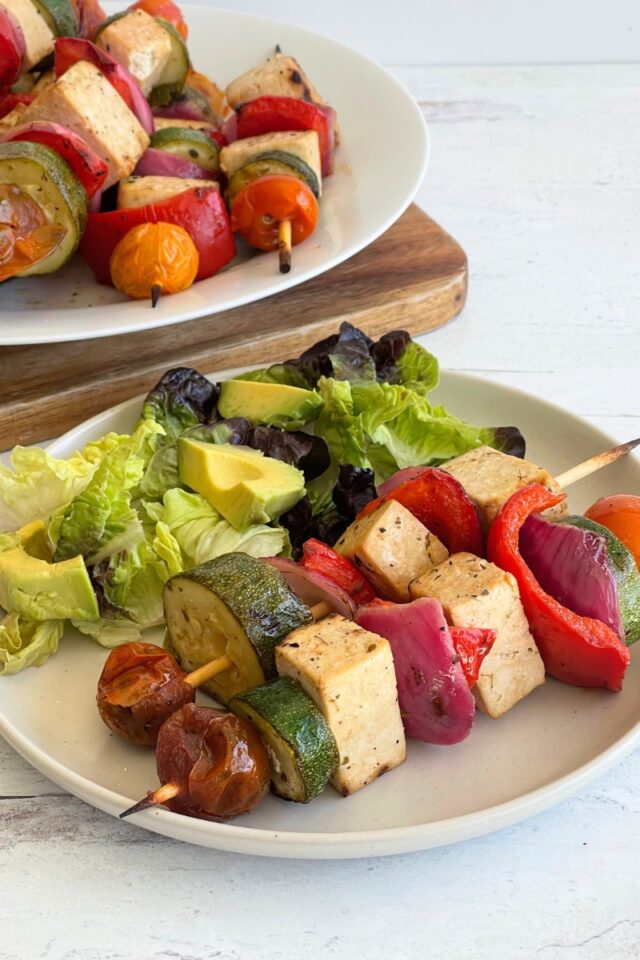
[
  {"left": 231, "top": 677, "right": 339, "bottom": 803},
  {"left": 31, "top": 0, "right": 79, "bottom": 35},
  {"left": 227, "top": 150, "right": 320, "bottom": 205},
  {"left": 149, "top": 18, "right": 190, "bottom": 106},
  {"left": 163, "top": 553, "right": 313, "bottom": 704},
  {"left": 0, "top": 141, "right": 87, "bottom": 277},
  {"left": 149, "top": 127, "right": 220, "bottom": 173}
]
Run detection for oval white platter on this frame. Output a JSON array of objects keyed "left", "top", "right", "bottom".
[
  {"left": 0, "top": 371, "right": 639, "bottom": 859},
  {"left": 0, "top": 3, "right": 428, "bottom": 345}
]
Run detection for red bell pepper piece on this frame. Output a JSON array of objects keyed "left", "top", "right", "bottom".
[
  {"left": 301, "top": 538, "right": 377, "bottom": 605},
  {"left": 1, "top": 122, "right": 109, "bottom": 197},
  {"left": 450, "top": 627, "right": 496, "bottom": 688},
  {"left": 487, "top": 483, "right": 630, "bottom": 691},
  {"left": 0, "top": 92, "right": 33, "bottom": 120},
  {"left": 0, "top": 9, "right": 22, "bottom": 89},
  {"left": 358, "top": 468, "right": 484, "bottom": 556},
  {"left": 236, "top": 96, "right": 336, "bottom": 177},
  {"left": 80, "top": 186, "right": 236, "bottom": 284}
]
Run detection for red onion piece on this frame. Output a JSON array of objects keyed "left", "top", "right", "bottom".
[
  {"left": 377, "top": 466, "right": 430, "bottom": 498},
  {"left": 1, "top": 4, "right": 25, "bottom": 59},
  {"left": 153, "top": 101, "right": 210, "bottom": 122},
  {"left": 356, "top": 597, "right": 475, "bottom": 745},
  {"left": 262, "top": 556, "right": 356, "bottom": 620},
  {"left": 520, "top": 513, "right": 623, "bottom": 639},
  {"left": 125, "top": 71, "right": 154, "bottom": 136},
  {"left": 134, "top": 148, "right": 218, "bottom": 180}
]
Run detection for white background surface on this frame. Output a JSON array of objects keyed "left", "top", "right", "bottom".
[{"left": 2, "top": 4, "right": 640, "bottom": 958}]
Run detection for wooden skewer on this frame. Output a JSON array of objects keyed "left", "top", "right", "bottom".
[
  {"left": 119, "top": 781, "right": 180, "bottom": 819},
  {"left": 278, "top": 219, "right": 292, "bottom": 274},
  {"left": 150, "top": 284, "right": 162, "bottom": 308},
  {"left": 555, "top": 436, "right": 640, "bottom": 489}
]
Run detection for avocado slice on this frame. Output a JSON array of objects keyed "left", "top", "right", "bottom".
[
  {"left": 561, "top": 515, "right": 640, "bottom": 644},
  {"left": 0, "top": 547, "right": 99, "bottom": 621},
  {"left": 218, "top": 379, "right": 323, "bottom": 431},
  {"left": 177, "top": 439, "right": 306, "bottom": 530}
]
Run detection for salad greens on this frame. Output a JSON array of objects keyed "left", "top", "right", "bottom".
[{"left": 0, "top": 323, "right": 525, "bottom": 674}]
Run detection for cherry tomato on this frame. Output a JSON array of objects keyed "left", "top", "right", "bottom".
[
  {"left": 109, "top": 221, "right": 200, "bottom": 301},
  {"left": 585, "top": 494, "right": 640, "bottom": 569},
  {"left": 186, "top": 69, "right": 231, "bottom": 123},
  {"left": 131, "top": 0, "right": 188, "bottom": 38},
  {"left": 97, "top": 641, "right": 195, "bottom": 747},
  {"left": 231, "top": 174, "right": 318, "bottom": 252}
]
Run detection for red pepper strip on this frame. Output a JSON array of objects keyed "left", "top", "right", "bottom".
[
  {"left": 0, "top": 93, "right": 33, "bottom": 121},
  {"left": 80, "top": 186, "right": 236, "bottom": 284},
  {"left": 450, "top": 627, "right": 496, "bottom": 688},
  {"left": 358, "top": 468, "right": 484, "bottom": 556},
  {"left": 1, "top": 122, "right": 109, "bottom": 197},
  {"left": 487, "top": 483, "right": 630, "bottom": 691},
  {"left": 0, "top": 10, "right": 21, "bottom": 89},
  {"left": 236, "top": 96, "right": 336, "bottom": 177},
  {"left": 301, "top": 538, "right": 377, "bottom": 605}
]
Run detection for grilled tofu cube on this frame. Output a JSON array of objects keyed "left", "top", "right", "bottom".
[
  {"left": 276, "top": 615, "right": 406, "bottom": 796},
  {"left": 226, "top": 53, "right": 326, "bottom": 110},
  {"left": 442, "top": 446, "right": 566, "bottom": 531},
  {"left": 220, "top": 130, "right": 322, "bottom": 194},
  {"left": 0, "top": 103, "right": 29, "bottom": 132},
  {"left": 117, "top": 175, "right": 219, "bottom": 209},
  {"left": 25, "top": 61, "right": 149, "bottom": 188},
  {"left": 334, "top": 500, "right": 449, "bottom": 602},
  {"left": 1, "top": 0, "right": 54, "bottom": 70},
  {"left": 97, "top": 9, "right": 173, "bottom": 96},
  {"left": 410, "top": 553, "right": 545, "bottom": 719}
]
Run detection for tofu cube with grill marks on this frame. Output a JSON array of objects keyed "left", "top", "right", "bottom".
[
  {"left": 24, "top": 61, "right": 150, "bottom": 188},
  {"left": 226, "top": 53, "right": 326, "bottom": 110},
  {"left": 276, "top": 615, "right": 406, "bottom": 796},
  {"left": 442, "top": 446, "right": 566, "bottom": 531},
  {"left": 220, "top": 130, "right": 322, "bottom": 194},
  {"left": 1, "top": 0, "right": 54, "bottom": 70},
  {"left": 410, "top": 552, "right": 545, "bottom": 719},
  {"left": 97, "top": 9, "right": 173, "bottom": 96},
  {"left": 334, "top": 499, "right": 448, "bottom": 602},
  {"left": 118, "top": 176, "right": 219, "bottom": 209}
]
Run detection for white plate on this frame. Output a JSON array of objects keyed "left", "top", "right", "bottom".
[
  {"left": 1, "top": 371, "right": 638, "bottom": 858},
  {"left": 0, "top": 4, "right": 428, "bottom": 345}
]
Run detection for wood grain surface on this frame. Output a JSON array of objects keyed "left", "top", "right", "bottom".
[{"left": 0, "top": 204, "right": 467, "bottom": 449}]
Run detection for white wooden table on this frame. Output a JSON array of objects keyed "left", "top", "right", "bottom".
[{"left": 2, "top": 64, "right": 640, "bottom": 960}]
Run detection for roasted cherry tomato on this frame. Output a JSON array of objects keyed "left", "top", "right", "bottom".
[
  {"left": 1, "top": 122, "right": 109, "bottom": 197},
  {"left": 301, "top": 538, "right": 377, "bottom": 605},
  {"left": 585, "top": 494, "right": 640, "bottom": 569},
  {"left": 186, "top": 69, "right": 232, "bottom": 126},
  {"left": 132, "top": 0, "right": 188, "bottom": 38},
  {"left": 155, "top": 704, "right": 270, "bottom": 820},
  {"left": 97, "top": 641, "right": 194, "bottom": 747},
  {"left": 236, "top": 96, "right": 336, "bottom": 176},
  {"left": 231, "top": 174, "right": 318, "bottom": 252},
  {"left": 0, "top": 9, "right": 22, "bottom": 89},
  {"left": 0, "top": 184, "right": 66, "bottom": 282},
  {"left": 110, "top": 221, "right": 199, "bottom": 301}
]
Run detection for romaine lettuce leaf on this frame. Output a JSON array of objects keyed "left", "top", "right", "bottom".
[
  {"left": 53, "top": 420, "right": 163, "bottom": 564},
  {"left": 0, "top": 434, "right": 121, "bottom": 533},
  {"left": 0, "top": 613, "right": 63, "bottom": 675}
]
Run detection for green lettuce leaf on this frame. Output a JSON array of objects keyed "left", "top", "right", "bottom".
[
  {"left": 161, "top": 489, "right": 287, "bottom": 567},
  {"left": 0, "top": 435, "right": 121, "bottom": 533},
  {"left": 53, "top": 420, "right": 163, "bottom": 565},
  {"left": 0, "top": 613, "right": 63, "bottom": 675},
  {"left": 391, "top": 340, "right": 439, "bottom": 396}
]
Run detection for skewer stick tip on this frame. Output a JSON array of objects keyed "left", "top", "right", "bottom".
[
  {"left": 278, "top": 219, "right": 292, "bottom": 274},
  {"left": 555, "top": 436, "right": 640, "bottom": 489},
  {"left": 119, "top": 781, "right": 180, "bottom": 819},
  {"left": 151, "top": 284, "right": 162, "bottom": 308}
]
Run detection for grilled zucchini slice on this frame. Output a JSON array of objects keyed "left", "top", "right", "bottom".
[
  {"left": 149, "top": 127, "right": 220, "bottom": 173},
  {"left": 163, "top": 553, "right": 312, "bottom": 704},
  {"left": 231, "top": 677, "right": 339, "bottom": 802},
  {"left": 149, "top": 18, "right": 190, "bottom": 106}
]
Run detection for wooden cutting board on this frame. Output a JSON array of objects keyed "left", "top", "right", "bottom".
[{"left": 0, "top": 204, "right": 467, "bottom": 449}]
